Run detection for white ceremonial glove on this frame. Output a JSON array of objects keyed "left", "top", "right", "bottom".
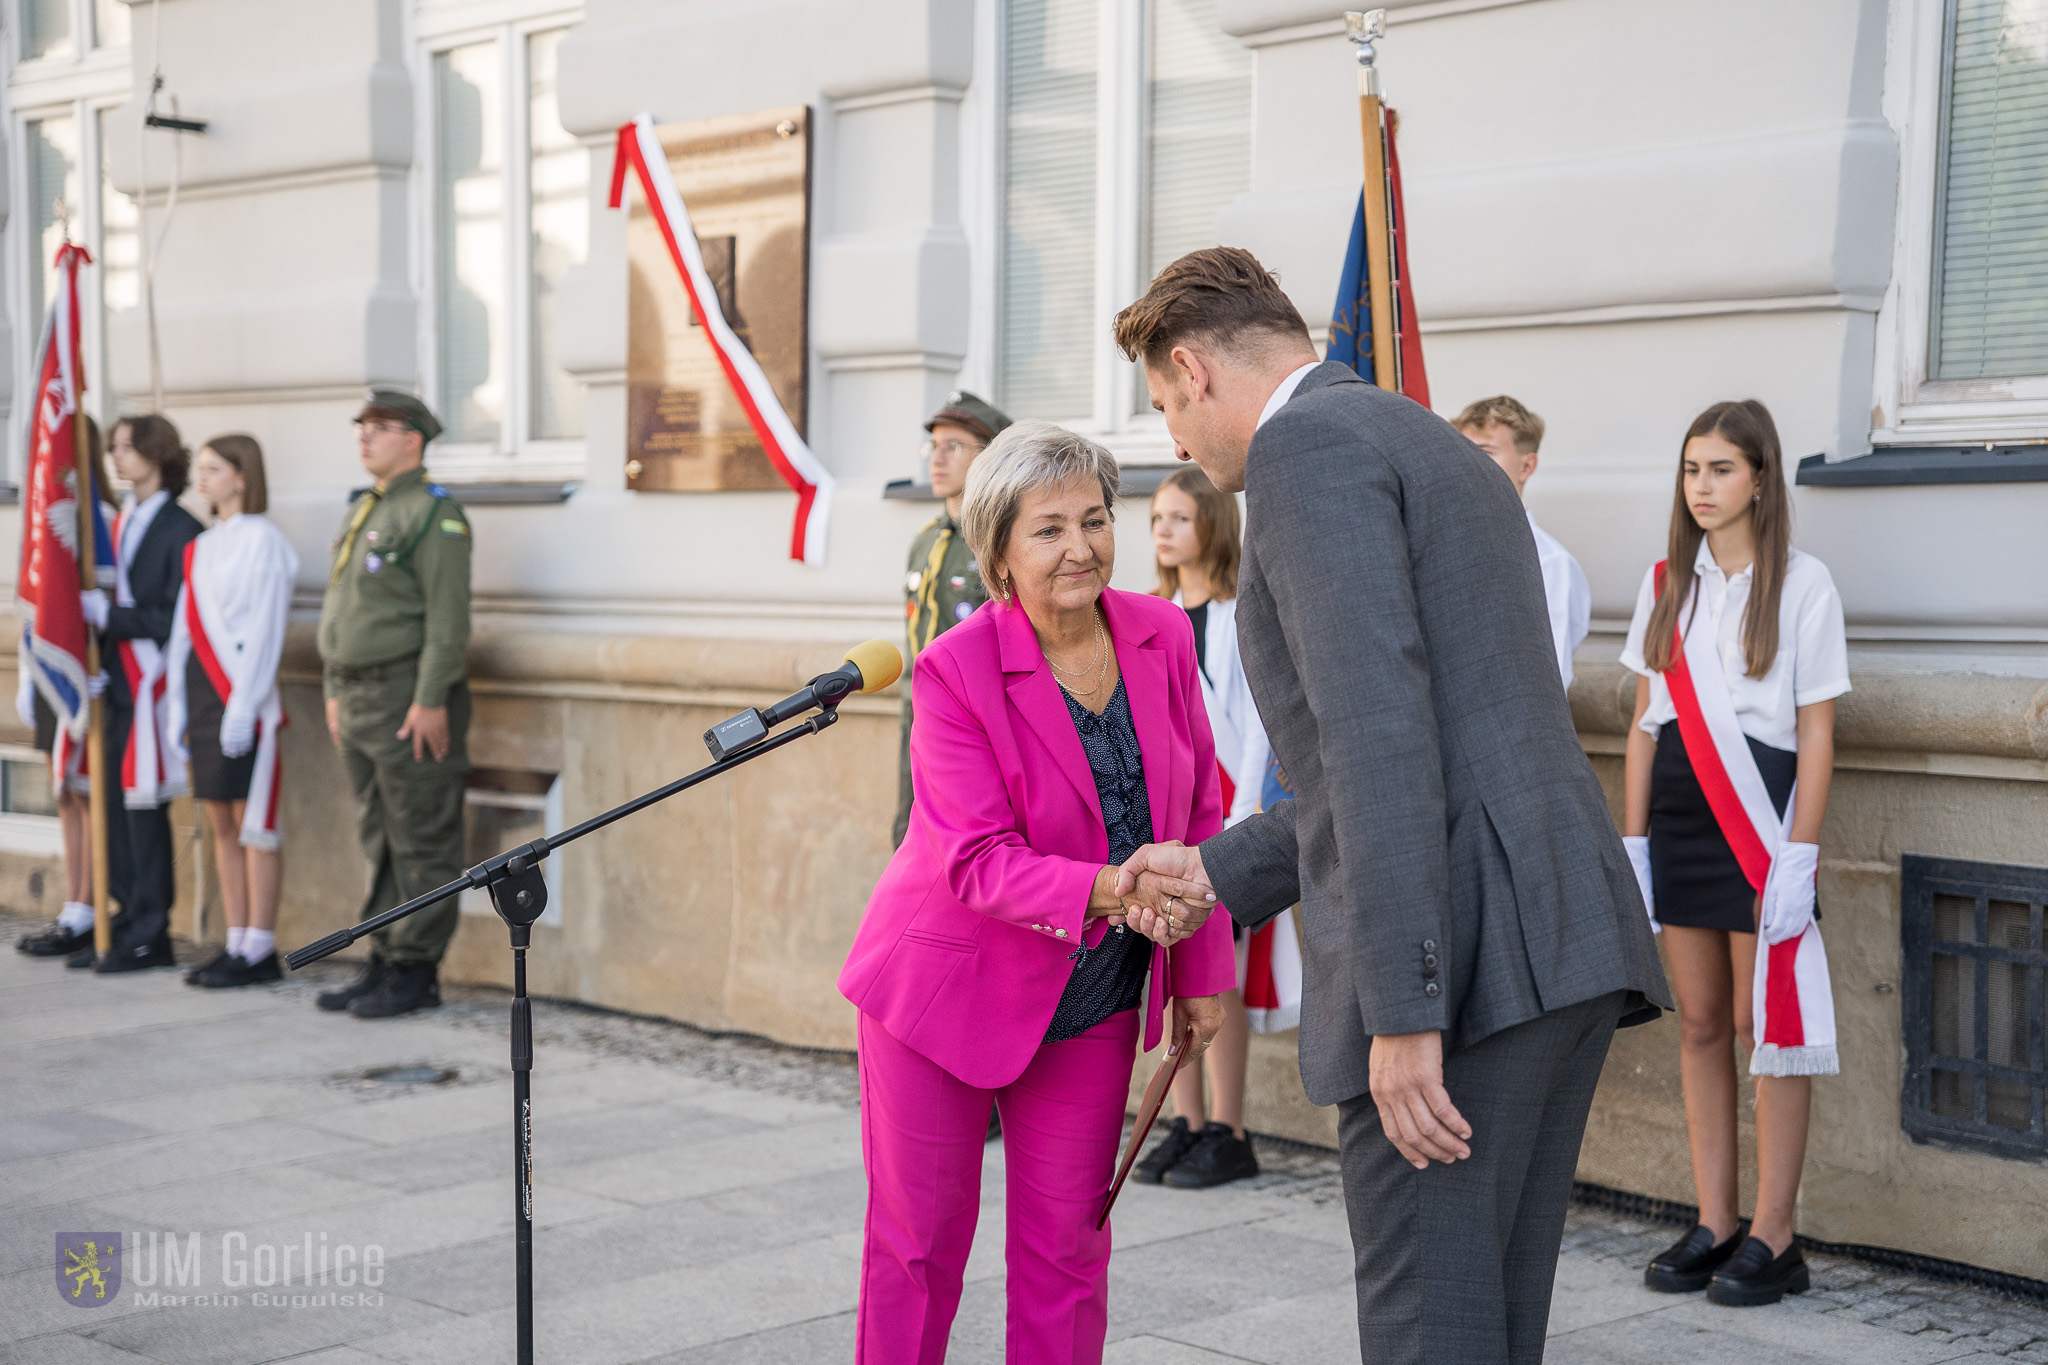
[
  {"left": 1759, "top": 841, "right": 1820, "bottom": 945},
  {"left": 14, "top": 670, "right": 34, "bottom": 728},
  {"left": 1623, "top": 836, "right": 1659, "bottom": 934},
  {"left": 219, "top": 711, "right": 256, "bottom": 759},
  {"left": 86, "top": 671, "right": 108, "bottom": 699},
  {"left": 79, "top": 589, "right": 109, "bottom": 629}
]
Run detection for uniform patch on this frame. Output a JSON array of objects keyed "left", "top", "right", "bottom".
[
  {"left": 954, "top": 601, "right": 973, "bottom": 621},
  {"left": 366, "top": 530, "right": 381, "bottom": 545},
  {"left": 441, "top": 519, "right": 469, "bottom": 537},
  {"left": 949, "top": 575, "right": 966, "bottom": 589},
  {"left": 365, "top": 553, "right": 384, "bottom": 573}
]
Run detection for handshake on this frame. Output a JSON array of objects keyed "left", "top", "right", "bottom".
[{"left": 1106, "top": 841, "right": 1220, "bottom": 947}]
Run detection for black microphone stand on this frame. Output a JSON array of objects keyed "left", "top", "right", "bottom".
[{"left": 286, "top": 705, "right": 844, "bottom": 1364}]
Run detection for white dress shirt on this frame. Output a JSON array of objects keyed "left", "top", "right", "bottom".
[
  {"left": 1620, "top": 542, "right": 1851, "bottom": 752},
  {"left": 1527, "top": 511, "right": 1591, "bottom": 690},
  {"left": 114, "top": 489, "right": 169, "bottom": 609},
  {"left": 1256, "top": 362, "right": 1319, "bottom": 431}
]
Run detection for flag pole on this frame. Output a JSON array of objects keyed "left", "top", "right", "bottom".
[
  {"left": 61, "top": 245, "right": 113, "bottom": 958},
  {"left": 1346, "top": 10, "right": 1399, "bottom": 393}
]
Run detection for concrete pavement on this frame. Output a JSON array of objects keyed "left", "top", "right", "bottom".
[{"left": 3, "top": 915, "right": 2044, "bottom": 1364}]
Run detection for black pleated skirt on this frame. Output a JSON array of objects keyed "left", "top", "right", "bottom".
[
  {"left": 186, "top": 657, "right": 256, "bottom": 802},
  {"left": 1648, "top": 723, "right": 1795, "bottom": 933}
]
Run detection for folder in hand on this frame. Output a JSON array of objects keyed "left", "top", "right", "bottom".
[{"left": 1096, "top": 1023, "right": 1194, "bottom": 1230}]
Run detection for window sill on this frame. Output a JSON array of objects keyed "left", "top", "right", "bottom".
[
  {"left": 883, "top": 467, "right": 1181, "bottom": 503},
  {"left": 1796, "top": 447, "right": 2048, "bottom": 487},
  {"left": 349, "top": 481, "right": 579, "bottom": 506}
]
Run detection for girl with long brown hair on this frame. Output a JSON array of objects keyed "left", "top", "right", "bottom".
[{"left": 1618, "top": 399, "right": 1849, "bottom": 1306}]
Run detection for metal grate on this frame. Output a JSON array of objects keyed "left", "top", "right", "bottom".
[{"left": 1902, "top": 855, "right": 2048, "bottom": 1159}]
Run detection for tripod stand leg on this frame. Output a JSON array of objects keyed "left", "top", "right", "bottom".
[{"left": 512, "top": 948, "right": 534, "bottom": 1364}]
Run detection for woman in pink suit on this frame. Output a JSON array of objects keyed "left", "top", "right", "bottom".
[{"left": 840, "top": 420, "right": 1236, "bottom": 1364}]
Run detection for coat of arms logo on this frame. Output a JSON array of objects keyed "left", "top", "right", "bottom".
[{"left": 56, "top": 1232, "right": 121, "bottom": 1306}]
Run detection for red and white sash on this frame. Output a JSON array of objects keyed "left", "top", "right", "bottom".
[
  {"left": 1656, "top": 563, "right": 1836, "bottom": 1077},
  {"left": 179, "top": 539, "right": 286, "bottom": 850},
  {"left": 111, "top": 505, "right": 185, "bottom": 810}
]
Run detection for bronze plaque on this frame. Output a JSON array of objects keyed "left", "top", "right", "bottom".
[{"left": 626, "top": 107, "right": 810, "bottom": 491}]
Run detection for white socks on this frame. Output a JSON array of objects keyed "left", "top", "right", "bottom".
[
  {"left": 57, "top": 901, "right": 94, "bottom": 933},
  {"left": 241, "top": 929, "right": 275, "bottom": 963},
  {"left": 227, "top": 926, "right": 246, "bottom": 960}
]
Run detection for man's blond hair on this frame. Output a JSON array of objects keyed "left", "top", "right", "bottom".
[{"left": 1453, "top": 395, "right": 1544, "bottom": 454}]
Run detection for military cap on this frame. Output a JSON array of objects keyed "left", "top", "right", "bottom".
[
  {"left": 924, "top": 390, "right": 1012, "bottom": 445},
  {"left": 357, "top": 389, "right": 445, "bottom": 444}
]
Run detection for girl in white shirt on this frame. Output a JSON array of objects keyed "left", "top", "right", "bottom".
[
  {"left": 167, "top": 435, "right": 299, "bottom": 988},
  {"left": 1133, "top": 467, "right": 1287, "bottom": 1191},
  {"left": 1619, "top": 399, "right": 1849, "bottom": 1308}
]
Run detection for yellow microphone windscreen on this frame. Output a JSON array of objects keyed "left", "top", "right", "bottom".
[{"left": 842, "top": 639, "right": 903, "bottom": 693}]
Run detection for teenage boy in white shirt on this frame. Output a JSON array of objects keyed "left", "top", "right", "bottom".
[{"left": 1455, "top": 395, "right": 1590, "bottom": 690}]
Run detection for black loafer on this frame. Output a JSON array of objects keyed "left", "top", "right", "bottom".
[
  {"left": 1707, "top": 1236, "right": 1809, "bottom": 1307},
  {"left": 94, "top": 937, "right": 177, "bottom": 973},
  {"left": 185, "top": 949, "right": 234, "bottom": 985},
  {"left": 17, "top": 923, "right": 92, "bottom": 957},
  {"left": 1133, "top": 1118, "right": 1202, "bottom": 1185},
  {"left": 1164, "top": 1123, "right": 1260, "bottom": 1189},
  {"left": 66, "top": 945, "right": 97, "bottom": 970},
  {"left": 1645, "top": 1221, "right": 1749, "bottom": 1293}
]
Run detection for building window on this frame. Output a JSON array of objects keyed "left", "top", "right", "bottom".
[
  {"left": 995, "top": 0, "right": 1250, "bottom": 444},
  {"left": 0, "top": 743, "right": 62, "bottom": 857},
  {"left": 1874, "top": 0, "right": 2048, "bottom": 445},
  {"left": 1901, "top": 854, "right": 2048, "bottom": 1160},
  {"left": 422, "top": 11, "right": 588, "bottom": 480},
  {"left": 18, "top": 0, "right": 130, "bottom": 60}
]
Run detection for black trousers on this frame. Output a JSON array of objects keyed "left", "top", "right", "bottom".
[
  {"left": 100, "top": 703, "right": 176, "bottom": 952},
  {"left": 1336, "top": 991, "right": 1627, "bottom": 1365}
]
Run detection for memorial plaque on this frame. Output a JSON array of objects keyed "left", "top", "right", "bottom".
[{"left": 626, "top": 107, "right": 810, "bottom": 491}]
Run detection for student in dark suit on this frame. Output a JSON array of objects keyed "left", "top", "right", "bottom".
[
  {"left": 72, "top": 414, "right": 204, "bottom": 972},
  {"left": 1109, "top": 249, "right": 1671, "bottom": 1365}
]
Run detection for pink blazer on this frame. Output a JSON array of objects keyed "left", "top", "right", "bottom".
[{"left": 840, "top": 588, "right": 1237, "bottom": 1089}]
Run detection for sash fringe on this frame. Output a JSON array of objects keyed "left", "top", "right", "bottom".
[{"left": 1750, "top": 1043, "right": 1839, "bottom": 1078}]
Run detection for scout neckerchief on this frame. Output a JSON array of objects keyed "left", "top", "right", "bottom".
[
  {"left": 331, "top": 470, "right": 454, "bottom": 582},
  {"left": 109, "top": 496, "right": 185, "bottom": 809},
  {"left": 331, "top": 486, "right": 381, "bottom": 583},
  {"left": 1655, "top": 560, "right": 1837, "bottom": 1077},
  {"left": 178, "top": 533, "right": 288, "bottom": 850},
  {"left": 907, "top": 515, "right": 957, "bottom": 664}
]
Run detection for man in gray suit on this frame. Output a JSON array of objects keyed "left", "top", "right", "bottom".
[{"left": 1111, "top": 248, "right": 1670, "bottom": 1365}]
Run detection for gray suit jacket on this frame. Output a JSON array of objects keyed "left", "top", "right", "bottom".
[{"left": 1202, "top": 362, "right": 1671, "bottom": 1107}]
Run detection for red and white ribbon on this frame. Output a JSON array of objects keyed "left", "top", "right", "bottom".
[
  {"left": 1656, "top": 563, "right": 1836, "bottom": 1077},
  {"left": 177, "top": 539, "right": 286, "bottom": 850},
  {"left": 608, "top": 115, "right": 833, "bottom": 565}
]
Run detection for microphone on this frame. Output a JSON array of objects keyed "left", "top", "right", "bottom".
[{"left": 704, "top": 639, "right": 903, "bottom": 761}]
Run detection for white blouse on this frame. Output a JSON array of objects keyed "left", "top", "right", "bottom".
[{"left": 1620, "top": 542, "right": 1850, "bottom": 752}]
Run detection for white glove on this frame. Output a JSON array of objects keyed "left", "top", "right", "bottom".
[
  {"left": 1760, "top": 841, "right": 1819, "bottom": 944},
  {"left": 86, "top": 671, "right": 108, "bottom": 699},
  {"left": 15, "top": 670, "right": 34, "bottom": 728},
  {"left": 220, "top": 711, "right": 256, "bottom": 759},
  {"left": 79, "top": 589, "right": 109, "bottom": 629},
  {"left": 1623, "top": 836, "right": 1659, "bottom": 934}
]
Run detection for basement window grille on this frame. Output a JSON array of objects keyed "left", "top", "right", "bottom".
[{"left": 1902, "top": 854, "right": 2048, "bottom": 1160}]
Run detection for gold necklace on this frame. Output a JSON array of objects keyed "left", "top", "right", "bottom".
[{"left": 1047, "top": 612, "right": 1110, "bottom": 698}]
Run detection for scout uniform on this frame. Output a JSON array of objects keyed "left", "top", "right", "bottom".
[
  {"left": 894, "top": 392, "right": 1011, "bottom": 846},
  {"left": 315, "top": 391, "right": 472, "bottom": 1017}
]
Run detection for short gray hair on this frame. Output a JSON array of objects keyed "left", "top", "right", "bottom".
[{"left": 960, "top": 420, "right": 1120, "bottom": 603}]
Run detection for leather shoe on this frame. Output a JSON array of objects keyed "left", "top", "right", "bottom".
[
  {"left": 185, "top": 948, "right": 234, "bottom": 985},
  {"left": 17, "top": 923, "right": 92, "bottom": 957},
  {"left": 1707, "top": 1236, "right": 1809, "bottom": 1307},
  {"left": 1163, "top": 1123, "right": 1259, "bottom": 1189},
  {"left": 316, "top": 954, "right": 387, "bottom": 1012},
  {"left": 349, "top": 960, "right": 441, "bottom": 1018},
  {"left": 1134, "top": 1117, "right": 1202, "bottom": 1185},
  {"left": 66, "top": 944, "right": 97, "bottom": 969},
  {"left": 201, "top": 952, "right": 283, "bottom": 989},
  {"left": 1645, "top": 1220, "right": 1749, "bottom": 1293},
  {"left": 94, "top": 937, "right": 177, "bottom": 973}
]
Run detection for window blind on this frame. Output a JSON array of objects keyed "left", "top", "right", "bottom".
[
  {"left": 1933, "top": 0, "right": 2048, "bottom": 381},
  {"left": 527, "top": 28, "right": 586, "bottom": 441},
  {"left": 436, "top": 41, "right": 506, "bottom": 446},
  {"left": 22, "top": 0, "right": 70, "bottom": 60},
  {"left": 1002, "top": 0, "right": 1098, "bottom": 420},
  {"left": 1144, "top": 0, "right": 1251, "bottom": 287}
]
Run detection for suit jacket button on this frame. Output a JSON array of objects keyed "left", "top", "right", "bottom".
[
  {"left": 1422, "top": 939, "right": 1436, "bottom": 952},
  {"left": 1423, "top": 954, "right": 1438, "bottom": 969},
  {"left": 1424, "top": 982, "right": 1440, "bottom": 997},
  {"left": 1423, "top": 966, "right": 1438, "bottom": 980},
  {"left": 1055, "top": 928, "right": 1069, "bottom": 938}
]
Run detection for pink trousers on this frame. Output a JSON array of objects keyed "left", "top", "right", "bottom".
[{"left": 856, "top": 1007, "right": 1139, "bottom": 1365}]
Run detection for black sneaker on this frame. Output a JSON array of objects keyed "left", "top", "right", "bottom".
[
  {"left": 201, "top": 952, "right": 283, "bottom": 989},
  {"left": 1706, "top": 1236, "right": 1809, "bottom": 1307},
  {"left": 1164, "top": 1123, "right": 1259, "bottom": 1189},
  {"left": 1134, "top": 1118, "right": 1203, "bottom": 1186},
  {"left": 316, "top": 954, "right": 387, "bottom": 1012},
  {"left": 1645, "top": 1221, "right": 1749, "bottom": 1293},
  {"left": 17, "top": 923, "right": 92, "bottom": 957},
  {"left": 185, "top": 948, "right": 235, "bottom": 985},
  {"left": 348, "top": 961, "right": 441, "bottom": 1019},
  {"left": 93, "top": 937, "right": 177, "bottom": 973}
]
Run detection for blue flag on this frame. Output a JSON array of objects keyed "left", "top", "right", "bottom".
[{"left": 1327, "top": 191, "right": 1375, "bottom": 383}]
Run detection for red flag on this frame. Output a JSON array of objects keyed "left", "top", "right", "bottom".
[{"left": 1385, "top": 116, "right": 1429, "bottom": 409}]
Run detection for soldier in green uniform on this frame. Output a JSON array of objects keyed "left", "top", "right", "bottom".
[
  {"left": 895, "top": 391, "right": 1012, "bottom": 847},
  {"left": 313, "top": 391, "right": 473, "bottom": 1019}
]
